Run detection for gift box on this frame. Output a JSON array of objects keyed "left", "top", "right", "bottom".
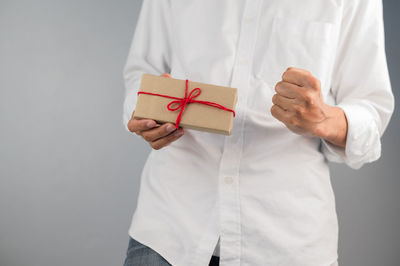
[{"left": 134, "top": 74, "right": 238, "bottom": 135}]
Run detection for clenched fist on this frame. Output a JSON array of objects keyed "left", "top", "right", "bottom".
[
  {"left": 270, "top": 67, "right": 348, "bottom": 148},
  {"left": 127, "top": 73, "right": 185, "bottom": 150}
]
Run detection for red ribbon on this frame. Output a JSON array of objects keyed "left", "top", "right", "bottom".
[{"left": 137, "top": 79, "right": 236, "bottom": 129}]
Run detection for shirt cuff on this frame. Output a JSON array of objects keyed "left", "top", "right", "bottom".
[{"left": 321, "top": 102, "right": 381, "bottom": 169}]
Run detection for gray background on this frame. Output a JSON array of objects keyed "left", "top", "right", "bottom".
[{"left": 0, "top": 0, "right": 398, "bottom": 265}]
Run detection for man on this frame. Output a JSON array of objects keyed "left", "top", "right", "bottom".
[{"left": 122, "top": 1, "right": 394, "bottom": 266}]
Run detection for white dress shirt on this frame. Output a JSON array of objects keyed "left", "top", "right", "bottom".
[{"left": 122, "top": 1, "right": 394, "bottom": 265}]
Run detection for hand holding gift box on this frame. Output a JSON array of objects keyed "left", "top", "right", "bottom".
[{"left": 134, "top": 74, "right": 238, "bottom": 135}]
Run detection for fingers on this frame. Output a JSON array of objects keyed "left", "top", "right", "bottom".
[
  {"left": 149, "top": 128, "right": 185, "bottom": 150},
  {"left": 128, "top": 117, "right": 159, "bottom": 133},
  {"left": 275, "top": 78, "right": 320, "bottom": 108},
  {"left": 128, "top": 115, "right": 185, "bottom": 150},
  {"left": 282, "top": 68, "right": 306, "bottom": 87},
  {"left": 282, "top": 67, "right": 320, "bottom": 89},
  {"left": 270, "top": 104, "right": 293, "bottom": 125},
  {"left": 140, "top": 123, "right": 177, "bottom": 142},
  {"left": 275, "top": 81, "right": 302, "bottom": 99},
  {"left": 127, "top": 110, "right": 136, "bottom": 132},
  {"left": 272, "top": 94, "right": 295, "bottom": 111}
]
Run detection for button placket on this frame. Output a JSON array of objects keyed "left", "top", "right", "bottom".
[
  {"left": 224, "top": 176, "right": 234, "bottom": 185},
  {"left": 217, "top": 0, "right": 263, "bottom": 265}
]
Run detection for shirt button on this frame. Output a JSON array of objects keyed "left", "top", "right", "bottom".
[
  {"left": 239, "top": 58, "right": 249, "bottom": 66},
  {"left": 224, "top": 176, "right": 234, "bottom": 184}
]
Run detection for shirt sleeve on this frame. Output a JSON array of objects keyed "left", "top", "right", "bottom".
[
  {"left": 122, "top": 0, "right": 173, "bottom": 131},
  {"left": 321, "top": 0, "right": 395, "bottom": 169}
]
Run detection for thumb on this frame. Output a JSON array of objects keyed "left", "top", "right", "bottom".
[{"left": 161, "top": 73, "right": 171, "bottom": 78}]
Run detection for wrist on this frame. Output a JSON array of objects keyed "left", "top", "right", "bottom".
[{"left": 318, "top": 104, "right": 348, "bottom": 148}]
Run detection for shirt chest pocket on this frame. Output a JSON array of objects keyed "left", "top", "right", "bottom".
[{"left": 257, "top": 17, "right": 336, "bottom": 92}]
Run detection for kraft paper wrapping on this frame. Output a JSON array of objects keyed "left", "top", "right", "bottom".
[{"left": 134, "top": 74, "right": 238, "bottom": 135}]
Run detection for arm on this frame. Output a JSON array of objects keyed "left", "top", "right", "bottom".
[
  {"left": 271, "top": 0, "right": 394, "bottom": 169},
  {"left": 123, "top": 0, "right": 184, "bottom": 149}
]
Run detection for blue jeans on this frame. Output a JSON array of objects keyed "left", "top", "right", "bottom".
[{"left": 123, "top": 237, "right": 220, "bottom": 266}]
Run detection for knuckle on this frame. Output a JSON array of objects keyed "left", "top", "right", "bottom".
[
  {"left": 282, "top": 71, "right": 288, "bottom": 80},
  {"left": 307, "top": 76, "right": 320, "bottom": 88},
  {"left": 151, "top": 143, "right": 162, "bottom": 150},
  {"left": 270, "top": 105, "right": 277, "bottom": 115},
  {"left": 142, "top": 133, "right": 152, "bottom": 142},
  {"left": 274, "top": 81, "right": 281, "bottom": 91},
  {"left": 289, "top": 117, "right": 298, "bottom": 127},
  {"left": 294, "top": 105, "right": 305, "bottom": 117},
  {"left": 272, "top": 94, "right": 278, "bottom": 104},
  {"left": 127, "top": 121, "right": 135, "bottom": 132},
  {"left": 303, "top": 91, "right": 314, "bottom": 104}
]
